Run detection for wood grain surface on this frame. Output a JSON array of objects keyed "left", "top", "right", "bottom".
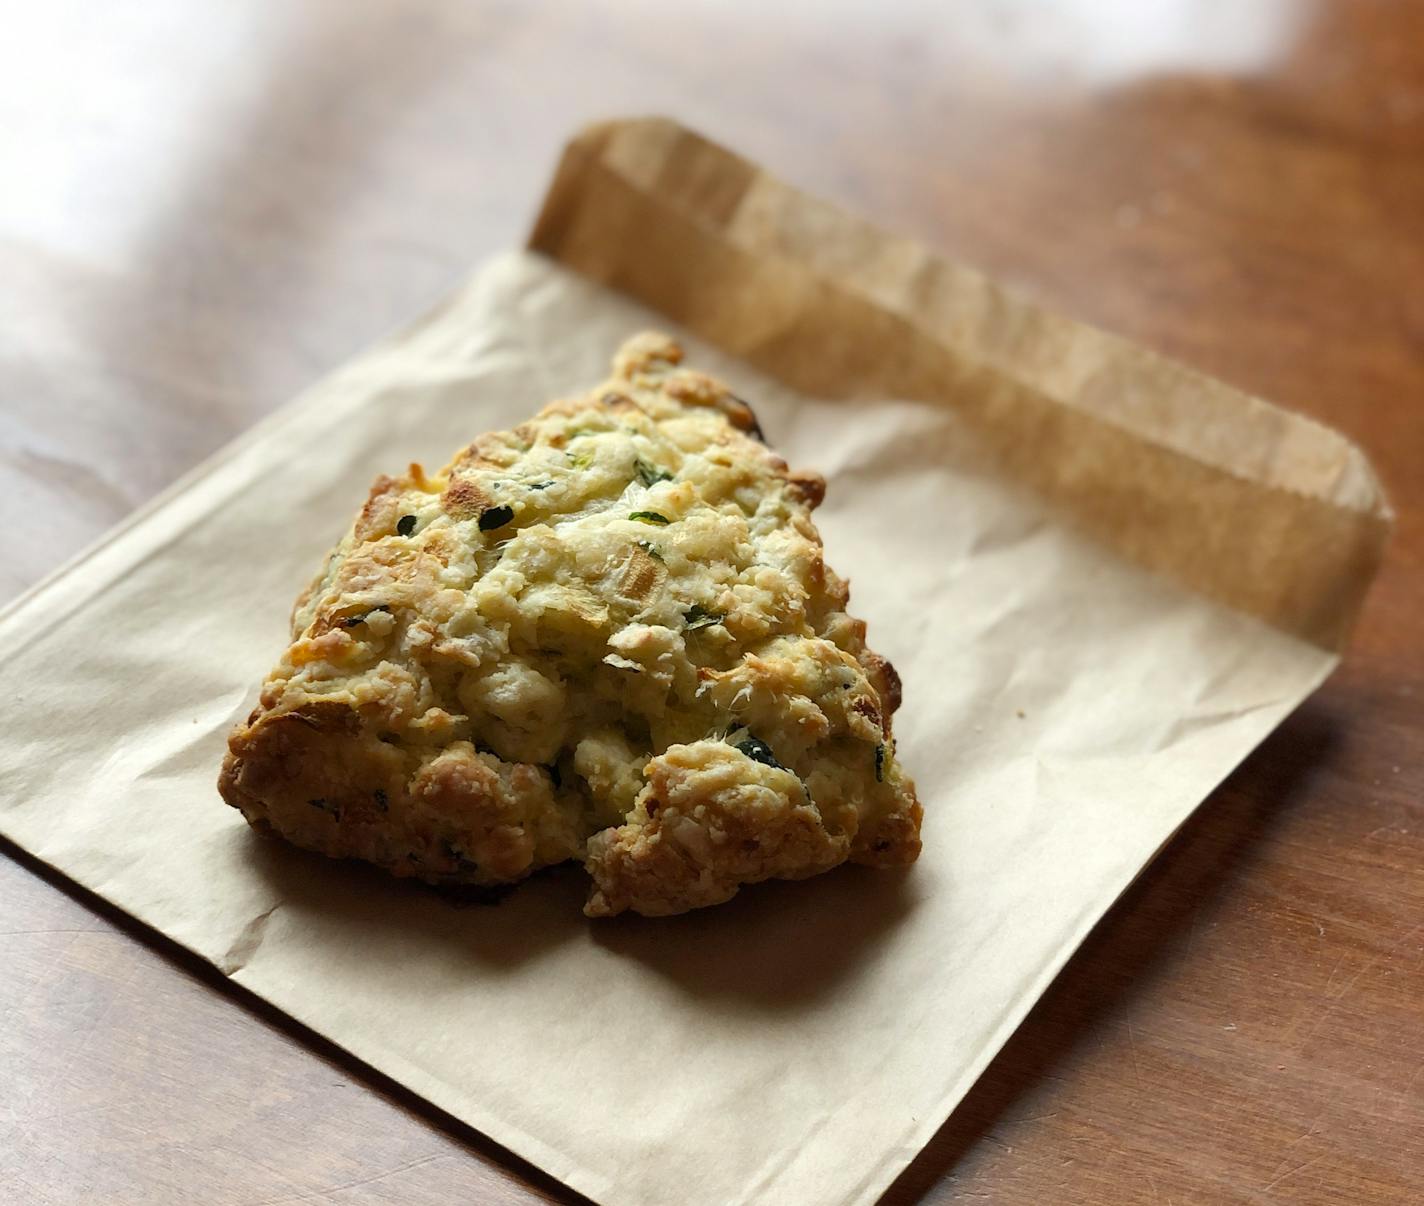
[{"left": 1, "top": 2, "right": 1420, "bottom": 1203}]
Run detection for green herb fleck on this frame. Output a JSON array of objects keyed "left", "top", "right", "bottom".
[
  {"left": 528, "top": 481, "right": 555, "bottom": 491},
  {"left": 629, "top": 511, "right": 670, "bottom": 525},
  {"left": 396, "top": 514, "right": 417, "bottom": 536},
  {"left": 875, "top": 743, "right": 886, "bottom": 782},
  {"left": 637, "top": 540, "right": 665, "bottom": 563},
  {"left": 683, "top": 604, "right": 724, "bottom": 631},
  {"left": 635, "top": 458, "right": 672, "bottom": 487},
  {"left": 478, "top": 504, "right": 515, "bottom": 532},
  {"left": 441, "top": 839, "right": 478, "bottom": 871},
  {"left": 339, "top": 604, "right": 391, "bottom": 629},
  {"left": 736, "top": 736, "right": 785, "bottom": 770},
  {"left": 568, "top": 447, "right": 595, "bottom": 469}
]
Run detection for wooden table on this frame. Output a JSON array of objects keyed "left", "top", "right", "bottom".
[{"left": 2, "top": 3, "right": 1420, "bottom": 1202}]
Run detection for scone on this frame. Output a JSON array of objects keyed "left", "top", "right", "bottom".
[{"left": 219, "top": 333, "right": 921, "bottom": 917}]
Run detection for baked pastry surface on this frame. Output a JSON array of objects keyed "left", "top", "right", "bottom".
[{"left": 219, "top": 333, "right": 921, "bottom": 916}]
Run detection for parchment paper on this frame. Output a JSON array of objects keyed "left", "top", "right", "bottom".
[{"left": 0, "top": 119, "right": 1390, "bottom": 1206}]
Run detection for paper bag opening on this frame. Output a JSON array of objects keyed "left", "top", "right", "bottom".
[{"left": 530, "top": 116, "right": 1391, "bottom": 651}]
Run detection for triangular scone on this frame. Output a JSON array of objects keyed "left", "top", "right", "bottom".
[{"left": 220, "top": 333, "right": 921, "bottom": 917}]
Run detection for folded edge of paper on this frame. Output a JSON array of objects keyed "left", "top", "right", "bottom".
[{"left": 528, "top": 116, "right": 1391, "bottom": 652}]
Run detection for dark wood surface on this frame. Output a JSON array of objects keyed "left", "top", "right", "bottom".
[{"left": 2, "top": 3, "right": 1420, "bottom": 1203}]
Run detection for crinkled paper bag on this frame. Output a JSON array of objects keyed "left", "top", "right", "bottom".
[{"left": 0, "top": 118, "right": 1390, "bottom": 1206}]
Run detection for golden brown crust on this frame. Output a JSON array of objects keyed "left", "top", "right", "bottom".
[
  {"left": 220, "top": 332, "right": 921, "bottom": 916},
  {"left": 584, "top": 744, "right": 850, "bottom": 917},
  {"left": 440, "top": 477, "right": 492, "bottom": 522},
  {"left": 860, "top": 651, "right": 903, "bottom": 718},
  {"left": 786, "top": 469, "right": 827, "bottom": 509}
]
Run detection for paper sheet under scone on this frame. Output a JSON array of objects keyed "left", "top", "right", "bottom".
[{"left": 0, "top": 120, "right": 1388, "bottom": 1206}]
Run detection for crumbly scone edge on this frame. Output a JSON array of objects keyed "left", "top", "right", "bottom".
[{"left": 219, "top": 333, "right": 921, "bottom": 916}]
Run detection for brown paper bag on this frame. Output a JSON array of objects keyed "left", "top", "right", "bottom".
[{"left": 0, "top": 118, "right": 1389, "bottom": 1205}]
